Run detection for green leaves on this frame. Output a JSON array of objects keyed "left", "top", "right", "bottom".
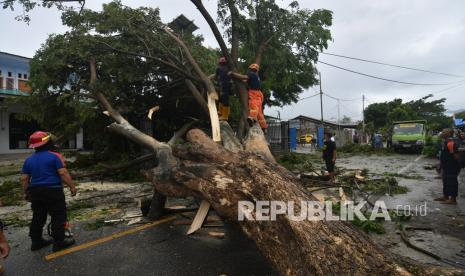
[
  {"left": 364, "top": 96, "right": 452, "bottom": 132},
  {"left": 218, "top": 0, "right": 333, "bottom": 106}
]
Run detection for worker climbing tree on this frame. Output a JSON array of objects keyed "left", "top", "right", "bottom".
[
  {"left": 229, "top": 64, "right": 267, "bottom": 133},
  {"left": 214, "top": 57, "right": 232, "bottom": 121}
]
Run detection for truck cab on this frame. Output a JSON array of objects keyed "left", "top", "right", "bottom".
[{"left": 391, "top": 120, "right": 426, "bottom": 153}]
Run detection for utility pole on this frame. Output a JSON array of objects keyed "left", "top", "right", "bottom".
[
  {"left": 362, "top": 94, "right": 365, "bottom": 144},
  {"left": 319, "top": 72, "right": 324, "bottom": 125},
  {"left": 319, "top": 72, "right": 324, "bottom": 148},
  {"left": 337, "top": 99, "right": 341, "bottom": 133}
]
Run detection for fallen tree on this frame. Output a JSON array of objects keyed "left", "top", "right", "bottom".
[
  {"left": 17, "top": 2, "right": 411, "bottom": 274},
  {"left": 86, "top": 55, "right": 406, "bottom": 273}
]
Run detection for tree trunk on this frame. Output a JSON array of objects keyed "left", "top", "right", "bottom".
[{"left": 150, "top": 124, "right": 406, "bottom": 275}]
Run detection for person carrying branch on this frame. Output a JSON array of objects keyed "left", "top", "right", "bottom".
[
  {"left": 228, "top": 63, "right": 267, "bottom": 132},
  {"left": 21, "top": 131, "right": 77, "bottom": 252},
  {"left": 214, "top": 57, "right": 232, "bottom": 121}
]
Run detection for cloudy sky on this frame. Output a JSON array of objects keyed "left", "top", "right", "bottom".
[{"left": 1, "top": 0, "right": 465, "bottom": 122}]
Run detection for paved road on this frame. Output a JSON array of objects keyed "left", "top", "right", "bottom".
[{"left": 3, "top": 218, "right": 274, "bottom": 276}]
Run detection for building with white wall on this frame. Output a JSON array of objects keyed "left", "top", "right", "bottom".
[{"left": 0, "top": 51, "right": 83, "bottom": 154}]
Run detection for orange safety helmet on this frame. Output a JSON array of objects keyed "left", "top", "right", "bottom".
[
  {"left": 218, "top": 57, "right": 227, "bottom": 64},
  {"left": 248, "top": 63, "right": 259, "bottom": 71},
  {"left": 28, "top": 131, "right": 51, "bottom": 149}
]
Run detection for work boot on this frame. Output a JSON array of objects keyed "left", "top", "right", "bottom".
[
  {"left": 217, "top": 103, "right": 224, "bottom": 117},
  {"left": 52, "top": 237, "right": 76, "bottom": 252},
  {"left": 247, "top": 117, "right": 255, "bottom": 127},
  {"left": 219, "top": 106, "right": 230, "bottom": 121},
  {"left": 31, "top": 237, "right": 53, "bottom": 251}
]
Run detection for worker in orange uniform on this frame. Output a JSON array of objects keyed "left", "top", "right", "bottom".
[
  {"left": 214, "top": 57, "right": 232, "bottom": 121},
  {"left": 228, "top": 63, "right": 267, "bottom": 132}
]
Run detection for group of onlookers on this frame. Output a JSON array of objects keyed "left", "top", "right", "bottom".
[{"left": 435, "top": 128, "right": 465, "bottom": 205}]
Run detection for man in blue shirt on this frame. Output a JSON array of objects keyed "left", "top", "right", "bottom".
[{"left": 21, "top": 131, "right": 77, "bottom": 252}]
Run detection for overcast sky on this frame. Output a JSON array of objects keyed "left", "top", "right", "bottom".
[{"left": 1, "top": 0, "right": 464, "bottom": 122}]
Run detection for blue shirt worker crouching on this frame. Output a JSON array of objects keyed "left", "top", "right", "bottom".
[{"left": 21, "top": 131, "right": 77, "bottom": 252}]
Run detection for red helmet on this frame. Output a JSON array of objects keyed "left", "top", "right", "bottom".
[
  {"left": 248, "top": 63, "right": 259, "bottom": 71},
  {"left": 29, "top": 131, "right": 51, "bottom": 149},
  {"left": 218, "top": 57, "right": 227, "bottom": 64}
]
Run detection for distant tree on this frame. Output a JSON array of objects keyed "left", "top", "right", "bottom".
[
  {"left": 364, "top": 95, "right": 451, "bottom": 132},
  {"left": 341, "top": 115, "right": 352, "bottom": 124},
  {"left": 455, "top": 111, "right": 465, "bottom": 119}
]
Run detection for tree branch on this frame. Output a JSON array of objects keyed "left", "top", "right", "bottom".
[
  {"left": 227, "top": 0, "right": 240, "bottom": 65},
  {"left": 185, "top": 79, "right": 209, "bottom": 114},
  {"left": 73, "top": 153, "right": 157, "bottom": 178},
  {"left": 254, "top": 37, "right": 273, "bottom": 65},
  {"left": 168, "top": 119, "right": 199, "bottom": 146},
  {"left": 163, "top": 28, "right": 216, "bottom": 97},
  {"left": 190, "top": 0, "right": 232, "bottom": 68},
  {"left": 95, "top": 39, "right": 200, "bottom": 82},
  {"left": 89, "top": 58, "right": 171, "bottom": 154}
]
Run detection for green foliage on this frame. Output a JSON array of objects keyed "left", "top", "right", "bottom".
[
  {"left": 10, "top": 1, "right": 218, "bottom": 153},
  {"left": 331, "top": 202, "right": 385, "bottom": 234},
  {"left": 83, "top": 219, "right": 106, "bottom": 231},
  {"left": 361, "top": 177, "right": 409, "bottom": 195},
  {"left": 0, "top": 180, "right": 24, "bottom": 206},
  {"left": 364, "top": 95, "right": 452, "bottom": 133},
  {"left": 217, "top": 0, "right": 332, "bottom": 106},
  {"left": 338, "top": 143, "right": 393, "bottom": 155},
  {"left": 422, "top": 135, "right": 441, "bottom": 158},
  {"left": 278, "top": 152, "right": 321, "bottom": 171},
  {"left": 3, "top": 216, "right": 30, "bottom": 228},
  {"left": 67, "top": 201, "right": 96, "bottom": 220}
]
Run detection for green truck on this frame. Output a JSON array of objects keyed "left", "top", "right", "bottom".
[{"left": 391, "top": 120, "right": 427, "bottom": 152}]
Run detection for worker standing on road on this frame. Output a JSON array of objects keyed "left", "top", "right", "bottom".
[
  {"left": 0, "top": 220, "right": 10, "bottom": 275},
  {"left": 435, "top": 129, "right": 461, "bottom": 204},
  {"left": 21, "top": 131, "right": 77, "bottom": 252},
  {"left": 229, "top": 63, "right": 267, "bottom": 132},
  {"left": 322, "top": 131, "right": 337, "bottom": 182},
  {"left": 215, "top": 57, "right": 232, "bottom": 121}
]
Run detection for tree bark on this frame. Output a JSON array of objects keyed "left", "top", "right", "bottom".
[
  {"left": 148, "top": 126, "right": 407, "bottom": 275},
  {"left": 88, "top": 45, "right": 407, "bottom": 276}
]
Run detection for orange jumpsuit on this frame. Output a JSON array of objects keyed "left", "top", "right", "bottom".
[
  {"left": 247, "top": 71, "right": 267, "bottom": 129},
  {"left": 248, "top": 89, "right": 267, "bottom": 129}
]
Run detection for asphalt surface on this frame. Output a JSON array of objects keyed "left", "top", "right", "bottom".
[{"left": 2, "top": 218, "right": 274, "bottom": 276}]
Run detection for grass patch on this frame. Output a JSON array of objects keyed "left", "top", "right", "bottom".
[
  {"left": 332, "top": 202, "right": 385, "bottom": 234},
  {"left": 83, "top": 219, "right": 106, "bottom": 231},
  {"left": 0, "top": 180, "right": 25, "bottom": 206},
  {"left": 67, "top": 202, "right": 113, "bottom": 222},
  {"left": 0, "top": 163, "right": 21, "bottom": 177},
  {"left": 361, "top": 177, "right": 410, "bottom": 195},
  {"left": 339, "top": 144, "right": 394, "bottom": 155},
  {"left": 382, "top": 172, "right": 424, "bottom": 180},
  {"left": 67, "top": 201, "right": 96, "bottom": 220},
  {"left": 4, "top": 216, "right": 30, "bottom": 228},
  {"left": 68, "top": 153, "right": 147, "bottom": 182},
  {"left": 278, "top": 152, "right": 322, "bottom": 172}
]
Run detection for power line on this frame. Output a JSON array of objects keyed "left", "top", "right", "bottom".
[
  {"left": 323, "top": 92, "right": 361, "bottom": 102},
  {"left": 318, "top": 60, "right": 461, "bottom": 86},
  {"left": 431, "top": 81, "right": 465, "bottom": 97},
  {"left": 321, "top": 52, "right": 465, "bottom": 78},
  {"left": 297, "top": 92, "right": 320, "bottom": 101}
]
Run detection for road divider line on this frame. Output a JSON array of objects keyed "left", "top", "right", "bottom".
[
  {"left": 397, "top": 155, "right": 423, "bottom": 175},
  {"left": 45, "top": 215, "right": 176, "bottom": 261}
]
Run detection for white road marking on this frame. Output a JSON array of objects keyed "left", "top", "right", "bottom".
[{"left": 397, "top": 155, "right": 423, "bottom": 175}]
